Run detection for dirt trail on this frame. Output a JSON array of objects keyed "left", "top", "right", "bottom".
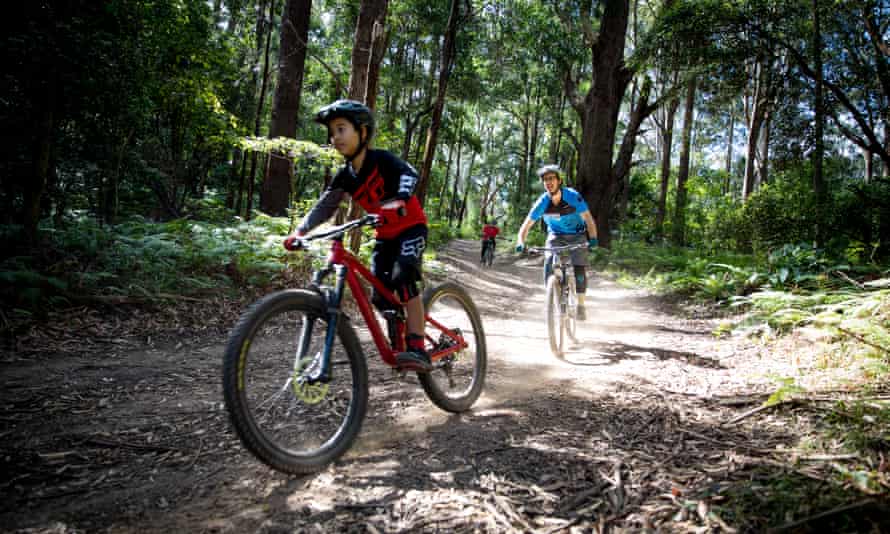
[{"left": 0, "top": 239, "right": 844, "bottom": 533}]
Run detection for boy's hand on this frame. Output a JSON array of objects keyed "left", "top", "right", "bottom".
[
  {"left": 515, "top": 242, "right": 526, "bottom": 253},
  {"left": 588, "top": 238, "right": 598, "bottom": 251},
  {"left": 283, "top": 231, "right": 306, "bottom": 251}
]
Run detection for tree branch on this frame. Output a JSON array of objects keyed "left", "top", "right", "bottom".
[{"left": 287, "top": 20, "right": 345, "bottom": 99}]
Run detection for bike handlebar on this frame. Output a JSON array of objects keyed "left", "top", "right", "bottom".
[
  {"left": 286, "top": 215, "right": 380, "bottom": 250},
  {"left": 527, "top": 243, "right": 587, "bottom": 254}
]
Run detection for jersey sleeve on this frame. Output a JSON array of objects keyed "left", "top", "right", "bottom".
[
  {"left": 527, "top": 194, "right": 548, "bottom": 221},
  {"left": 566, "top": 189, "right": 590, "bottom": 213},
  {"left": 297, "top": 188, "right": 345, "bottom": 234}
]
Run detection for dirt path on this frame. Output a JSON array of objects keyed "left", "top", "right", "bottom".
[{"left": 0, "top": 239, "right": 877, "bottom": 533}]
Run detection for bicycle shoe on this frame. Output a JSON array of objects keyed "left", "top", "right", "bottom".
[
  {"left": 396, "top": 349, "right": 432, "bottom": 373},
  {"left": 576, "top": 304, "right": 586, "bottom": 321},
  {"left": 396, "top": 334, "right": 433, "bottom": 373}
]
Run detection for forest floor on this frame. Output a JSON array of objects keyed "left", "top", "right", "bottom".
[{"left": 2, "top": 239, "right": 888, "bottom": 533}]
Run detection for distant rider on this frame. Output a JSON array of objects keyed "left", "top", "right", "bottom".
[{"left": 480, "top": 220, "right": 499, "bottom": 263}]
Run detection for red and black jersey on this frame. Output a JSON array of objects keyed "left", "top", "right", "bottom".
[{"left": 299, "top": 149, "right": 428, "bottom": 240}]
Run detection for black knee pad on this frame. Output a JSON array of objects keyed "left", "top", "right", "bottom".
[
  {"left": 391, "top": 260, "right": 421, "bottom": 301},
  {"left": 573, "top": 265, "right": 587, "bottom": 293}
]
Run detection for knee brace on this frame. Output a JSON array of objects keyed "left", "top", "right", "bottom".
[
  {"left": 543, "top": 257, "right": 554, "bottom": 285},
  {"left": 391, "top": 260, "right": 421, "bottom": 301},
  {"left": 574, "top": 265, "right": 587, "bottom": 293}
]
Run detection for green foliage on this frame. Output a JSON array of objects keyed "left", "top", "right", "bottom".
[{"left": 0, "top": 214, "right": 305, "bottom": 313}]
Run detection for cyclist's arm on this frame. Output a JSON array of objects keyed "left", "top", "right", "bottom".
[
  {"left": 517, "top": 217, "right": 536, "bottom": 245},
  {"left": 581, "top": 210, "right": 598, "bottom": 240},
  {"left": 297, "top": 188, "right": 346, "bottom": 234}
]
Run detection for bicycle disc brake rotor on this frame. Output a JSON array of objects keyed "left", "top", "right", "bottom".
[{"left": 291, "top": 354, "right": 330, "bottom": 404}]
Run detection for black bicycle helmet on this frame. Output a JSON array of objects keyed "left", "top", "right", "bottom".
[
  {"left": 314, "top": 99, "right": 376, "bottom": 141},
  {"left": 536, "top": 164, "right": 562, "bottom": 180}
]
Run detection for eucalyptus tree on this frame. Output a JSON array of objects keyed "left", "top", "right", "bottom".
[{"left": 261, "top": 0, "right": 312, "bottom": 217}]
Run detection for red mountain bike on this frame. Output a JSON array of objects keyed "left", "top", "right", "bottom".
[{"left": 222, "top": 214, "right": 486, "bottom": 474}]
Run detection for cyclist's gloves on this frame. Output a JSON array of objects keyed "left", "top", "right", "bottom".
[
  {"left": 588, "top": 238, "right": 599, "bottom": 251},
  {"left": 515, "top": 243, "right": 526, "bottom": 253}
]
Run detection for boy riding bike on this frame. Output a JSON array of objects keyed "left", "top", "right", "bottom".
[
  {"left": 515, "top": 164, "right": 598, "bottom": 320},
  {"left": 480, "top": 220, "right": 499, "bottom": 264},
  {"left": 283, "top": 99, "right": 431, "bottom": 372}
]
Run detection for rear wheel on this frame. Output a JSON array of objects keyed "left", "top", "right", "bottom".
[
  {"left": 482, "top": 243, "right": 494, "bottom": 267},
  {"left": 418, "top": 283, "right": 487, "bottom": 412},
  {"left": 222, "top": 290, "right": 368, "bottom": 474},
  {"left": 546, "top": 274, "right": 565, "bottom": 359}
]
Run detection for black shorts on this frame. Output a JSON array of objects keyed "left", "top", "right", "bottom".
[{"left": 371, "top": 224, "right": 428, "bottom": 302}]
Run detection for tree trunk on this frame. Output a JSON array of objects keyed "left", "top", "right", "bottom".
[
  {"left": 725, "top": 106, "right": 735, "bottom": 194},
  {"left": 416, "top": 0, "right": 461, "bottom": 205},
  {"left": 261, "top": 0, "right": 311, "bottom": 217},
  {"left": 655, "top": 96, "right": 679, "bottom": 238},
  {"left": 447, "top": 138, "right": 463, "bottom": 225},
  {"left": 345, "top": 0, "right": 389, "bottom": 252},
  {"left": 24, "top": 80, "right": 57, "bottom": 240},
  {"left": 812, "top": 0, "right": 825, "bottom": 242},
  {"left": 757, "top": 110, "right": 771, "bottom": 185},
  {"left": 672, "top": 77, "right": 696, "bottom": 247},
  {"left": 565, "top": 0, "right": 632, "bottom": 249},
  {"left": 235, "top": 0, "right": 272, "bottom": 219},
  {"left": 743, "top": 59, "right": 767, "bottom": 199},
  {"left": 613, "top": 77, "right": 654, "bottom": 225},
  {"left": 435, "top": 143, "right": 454, "bottom": 218}
]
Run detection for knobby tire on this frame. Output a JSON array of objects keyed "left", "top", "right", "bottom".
[
  {"left": 418, "top": 282, "right": 487, "bottom": 412},
  {"left": 222, "top": 290, "right": 369, "bottom": 475},
  {"left": 546, "top": 274, "right": 565, "bottom": 359}
]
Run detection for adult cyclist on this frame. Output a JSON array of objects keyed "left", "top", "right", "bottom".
[
  {"left": 480, "top": 220, "right": 499, "bottom": 264},
  {"left": 515, "top": 165, "right": 598, "bottom": 320}
]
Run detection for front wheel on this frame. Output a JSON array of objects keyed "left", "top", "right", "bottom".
[
  {"left": 565, "top": 270, "right": 577, "bottom": 342},
  {"left": 222, "top": 290, "right": 369, "bottom": 474},
  {"left": 546, "top": 274, "right": 565, "bottom": 359},
  {"left": 418, "top": 282, "right": 487, "bottom": 412}
]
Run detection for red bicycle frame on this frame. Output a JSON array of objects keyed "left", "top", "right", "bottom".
[{"left": 323, "top": 239, "right": 467, "bottom": 367}]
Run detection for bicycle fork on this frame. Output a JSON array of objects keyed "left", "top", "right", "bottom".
[{"left": 297, "top": 264, "right": 347, "bottom": 384}]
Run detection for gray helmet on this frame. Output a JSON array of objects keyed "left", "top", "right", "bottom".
[
  {"left": 536, "top": 164, "right": 562, "bottom": 180},
  {"left": 315, "top": 99, "right": 376, "bottom": 141}
]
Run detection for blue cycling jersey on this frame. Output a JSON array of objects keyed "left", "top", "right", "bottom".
[{"left": 528, "top": 187, "right": 589, "bottom": 235}]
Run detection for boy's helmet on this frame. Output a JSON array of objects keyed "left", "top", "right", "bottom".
[
  {"left": 315, "top": 99, "right": 376, "bottom": 141},
  {"left": 536, "top": 164, "right": 562, "bottom": 180}
]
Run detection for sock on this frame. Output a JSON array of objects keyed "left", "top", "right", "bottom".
[{"left": 406, "top": 333, "right": 425, "bottom": 352}]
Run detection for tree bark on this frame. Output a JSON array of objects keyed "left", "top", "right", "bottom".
[
  {"left": 613, "top": 77, "right": 654, "bottom": 225},
  {"left": 261, "top": 0, "right": 311, "bottom": 217},
  {"left": 238, "top": 0, "right": 270, "bottom": 217},
  {"left": 812, "top": 0, "right": 825, "bottom": 204},
  {"left": 24, "top": 80, "right": 57, "bottom": 240},
  {"left": 725, "top": 105, "right": 735, "bottom": 194},
  {"left": 743, "top": 58, "right": 768, "bottom": 199},
  {"left": 563, "top": 0, "right": 633, "bottom": 248},
  {"left": 654, "top": 95, "right": 679, "bottom": 238},
  {"left": 416, "top": 0, "right": 461, "bottom": 205},
  {"left": 672, "top": 77, "right": 697, "bottom": 247}
]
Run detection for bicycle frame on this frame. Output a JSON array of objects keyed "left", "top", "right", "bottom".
[{"left": 300, "top": 218, "right": 468, "bottom": 380}]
